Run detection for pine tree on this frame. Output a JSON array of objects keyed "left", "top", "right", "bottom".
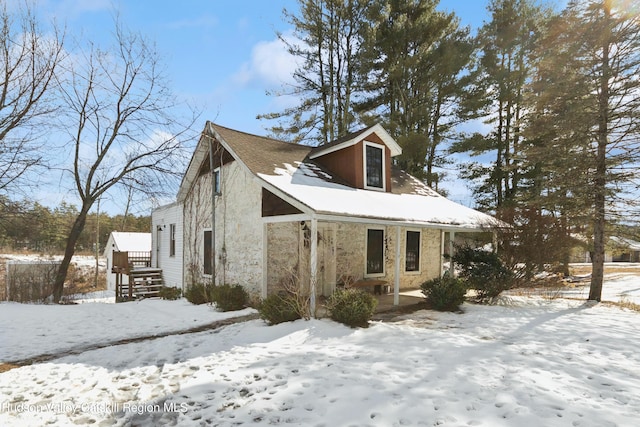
[
  {"left": 452, "top": 0, "right": 552, "bottom": 210},
  {"left": 258, "top": 0, "right": 373, "bottom": 145},
  {"left": 357, "top": 0, "right": 464, "bottom": 186},
  {"left": 522, "top": 0, "right": 640, "bottom": 298}
]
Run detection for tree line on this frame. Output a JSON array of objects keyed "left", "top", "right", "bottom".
[
  {"left": 0, "top": 197, "right": 150, "bottom": 253},
  {"left": 261, "top": 0, "right": 640, "bottom": 302}
]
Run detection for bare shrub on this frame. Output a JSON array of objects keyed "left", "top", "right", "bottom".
[{"left": 6, "top": 261, "right": 59, "bottom": 303}]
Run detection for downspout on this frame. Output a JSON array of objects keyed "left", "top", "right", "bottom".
[
  {"left": 219, "top": 149, "right": 226, "bottom": 286},
  {"left": 209, "top": 138, "right": 216, "bottom": 284}
]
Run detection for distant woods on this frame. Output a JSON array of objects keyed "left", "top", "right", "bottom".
[{"left": 0, "top": 197, "right": 150, "bottom": 253}]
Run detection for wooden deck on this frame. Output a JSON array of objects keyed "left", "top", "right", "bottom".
[{"left": 112, "top": 251, "right": 164, "bottom": 302}]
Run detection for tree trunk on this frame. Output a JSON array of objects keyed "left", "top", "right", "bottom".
[
  {"left": 52, "top": 205, "right": 90, "bottom": 303},
  {"left": 589, "top": 5, "right": 610, "bottom": 302}
]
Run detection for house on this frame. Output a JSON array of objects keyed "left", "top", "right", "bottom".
[
  {"left": 609, "top": 237, "right": 640, "bottom": 262},
  {"left": 150, "top": 202, "right": 184, "bottom": 290},
  {"left": 153, "top": 121, "right": 504, "bottom": 309},
  {"left": 103, "top": 232, "right": 152, "bottom": 291},
  {"left": 571, "top": 236, "right": 640, "bottom": 263}
]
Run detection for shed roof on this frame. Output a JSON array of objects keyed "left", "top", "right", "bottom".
[{"left": 107, "top": 232, "right": 152, "bottom": 253}]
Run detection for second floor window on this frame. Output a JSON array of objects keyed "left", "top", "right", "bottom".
[
  {"left": 365, "top": 143, "right": 383, "bottom": 189},
  {"left": 213, "top": 168, "right": 221, "bottom": 195}
]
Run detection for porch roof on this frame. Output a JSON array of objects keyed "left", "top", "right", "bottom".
[{"left": 258, "top": 162, "right": 505, "bottom": 231}]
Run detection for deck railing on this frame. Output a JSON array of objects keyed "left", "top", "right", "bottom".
[{"left": 111, "top": 251, "right": 151, "bottom": 274}]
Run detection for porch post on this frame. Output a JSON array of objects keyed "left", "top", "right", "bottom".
[
  {"left": 394, "top": 225, "right": 401, "bottom": 305},
  {"left": 261, "top": 222, "right": 268, "bottom": 299},
  {"left": 440, "top": 230, "right": 445, "bottom": 276},
  {"left": 449, "top": 231, "right": 456, "bottom": 277},
  {"left": 310, "top": 217, "right": 318, "bottom": 316}
]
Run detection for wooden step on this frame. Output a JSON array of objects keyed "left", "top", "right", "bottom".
[{"left": 116, "top": 268, "right": 165, "bottom": 302}]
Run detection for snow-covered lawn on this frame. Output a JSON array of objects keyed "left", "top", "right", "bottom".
[
  {"left": 0, "top": 293, "right": 256, "bottom": 362},
  {"left": 1, "top": 276, "right": 639, "bottom": 426}
]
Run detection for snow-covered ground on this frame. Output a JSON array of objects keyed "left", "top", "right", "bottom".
[
  {"left": 1, "top": 275, "right": 639, "bottom": 426},
  {"left": 0, "top": 293, "right": 256, "bottom": 362}
]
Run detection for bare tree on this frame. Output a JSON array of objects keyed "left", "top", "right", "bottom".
[
  {"left": 51, "top": 19, "right": 197, "bottom": 303},
  {"left": 0, "top": 1, "right": 64, "bottom": 195}
]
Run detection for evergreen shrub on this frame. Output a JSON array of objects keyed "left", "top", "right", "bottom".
[
  {"left": 209, "top": 283, "right": 248, "bottom": 311},
  {"left": 452, "top": 245, "right": 514, "bottom": 302},
  {"left": 420, "top": 276, "right": 467, "bottom": 311},
  {"left": 326, "top": 288, "right": 378, "bottom": 328},
  {"left": 259, "top": 293, "right": 302, "bottom": 325},
  {"left": 158, "top": 286, "right": 182, "bottom": 300},
  {"left": 184, "top": 282, "right": 212, "bottom": 305}
]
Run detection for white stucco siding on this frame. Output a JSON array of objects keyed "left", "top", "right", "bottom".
[
  {"left": 151, "top": 203, "right": 184, "bottom": 290},
  {"left": 266, "top": 222, "right": 301, "bottom": 294},
  {"left": 217, "top": 161, "right": 263, "bottom": 296},
  {"left": 182, "top": 160, "right": 263, "bottom": 297}
]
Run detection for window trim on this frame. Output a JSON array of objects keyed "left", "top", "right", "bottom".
[
  {"left": 405, "top": 229, "right": 421, "bottom": 274},
  {"left": 169, "top": 223, "right": 176, "bottom": 257},
  {"left": 362, "top": 141, "right": 386, "bottom": 191},
  {"left": 365, "top": 226, "right": 386, "bottom": 278}
]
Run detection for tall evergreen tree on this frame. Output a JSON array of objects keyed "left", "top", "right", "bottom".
[
  {"left": 538, "top": 0, "right": 640, "bottom": 301},
  {"left": 357, "top": 0, "right": 464, "bottom": 186},
  {"left": 452, "top": 0, "right": 551, "bottom": 210},
  {"left": 520, "top": 8, "right": 595, "bottom": 275},
  {"left": 259, "top": 0, "right": 372, "bottom": 145}
]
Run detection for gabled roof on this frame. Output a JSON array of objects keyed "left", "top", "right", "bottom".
[
  {"left": 212, "top": 123, "right": 313, "bottom": 175},
  {"left": 177, "top": 122, "right": 505, "bottom": 231},
  {"left": 177, "top": 122, "right": 313, "bottom": 202},
  {"left": 309, "top": 123, "right": 402, "bottom": 159}
]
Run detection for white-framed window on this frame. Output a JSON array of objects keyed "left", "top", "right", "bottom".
[
  {"left": 363, "top": 141, "right": 386, "bottom": 191},
  {"left": 213, "top": 167, "right": 221, "bottom": 195},
  {"left": 365, "top": 227, "right": 385, "bottom": 277},
  {"left": 169, "top": 224, "right": 176, "bottom": 257},
  {"left": 405, "top": 230, "right": 421, "bottom": 273},
  {"left": 203, "top": 229, "right": 212, "bottom": 276}
]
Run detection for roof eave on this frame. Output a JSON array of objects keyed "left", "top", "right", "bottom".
[{"left": 309, "top": 124, "right": 402, "bottom": 159}]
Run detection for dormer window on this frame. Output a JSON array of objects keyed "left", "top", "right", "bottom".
[{"left": 364, "top": 141, "right": 385, "bottom": 191}]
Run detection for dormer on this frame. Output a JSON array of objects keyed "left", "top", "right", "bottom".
[{"left": 309, "top": 124, "right": 402, "bottom": 192}]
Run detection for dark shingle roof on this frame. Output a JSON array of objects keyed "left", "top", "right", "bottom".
[{"left": 210, "top": 123, "right": 312, "bottom": 175}]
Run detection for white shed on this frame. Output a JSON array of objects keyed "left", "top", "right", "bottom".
[{"left": 103, "top": 232, "right": 152, "bottom": 291}]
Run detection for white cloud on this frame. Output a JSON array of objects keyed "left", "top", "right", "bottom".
[{"left": 232, "top": 32, "right": 300, "bottom": 89}]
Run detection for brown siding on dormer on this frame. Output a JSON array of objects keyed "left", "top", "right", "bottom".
[
  {"left": 315, "top": 142, "right": 361, "bottom": 188},
  {"left": 313, "top": 132, "right": 393, "bottom": 192}
]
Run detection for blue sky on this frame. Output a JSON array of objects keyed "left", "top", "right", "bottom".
[
  {"left": 31, "top": 0, "right": 524, "bottom": 214},
  {"left": 38, "top": 0, "right": 491, "bottom": 135}
]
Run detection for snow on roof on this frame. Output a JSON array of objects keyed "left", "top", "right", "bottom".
[
  {"left": 259, "top": 162, "right": 504, "bottom": 230},
  {"left": 109, "top": 232, "right": 151, "bottom": 252},
  {"left": 609, "top": 236, "right": 640, "bottom": 251}
]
